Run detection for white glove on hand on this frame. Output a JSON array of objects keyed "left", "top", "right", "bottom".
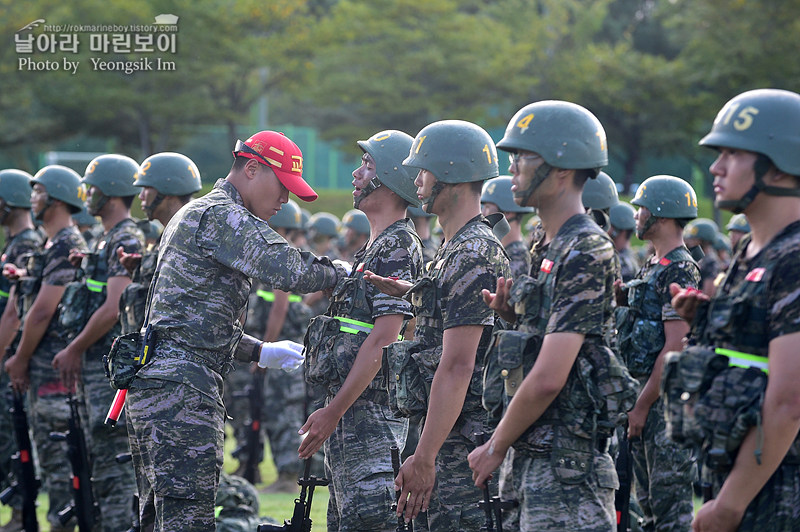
[
  {"left": 258, "top": 340, "right": 305, "bottom": 371},
  {"left": 332, "top": 259, "right": 353, "bottom": 276}
]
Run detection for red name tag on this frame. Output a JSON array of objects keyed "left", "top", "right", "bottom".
[
  {"left": 540, "top": 258, "right": 553, "bottom": 273},
  {"left": 745, "top": 267, "right": 765, "bottom": 282},
  {"left": 659, "top": 257, "right": 672, "bottom": 266}
]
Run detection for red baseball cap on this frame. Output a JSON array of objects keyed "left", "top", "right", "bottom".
[{"left": 233, "top": 131, "right": 318, "bottom": 201}]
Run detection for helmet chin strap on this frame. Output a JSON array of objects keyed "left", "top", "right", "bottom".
[
  {"left": 143, "top": 193, "right": 166, "bottom": 220},
  {"left": 0, "top": 204, "right": 11, "bottom": 225},
  {"left": 716, "top": 155, "right": 800, "bottom": 213},
  {"left": 422, "top": 180, "right": 446, "bottom": 214},
  {"left": 514, "top": 163, "right": 552, "bottom": 208},
  {"left": 636, "top": 215, "right": 658, "bottom": 240},
  {"left": 87, "top": 191, "right": 109, "bottom": 216},
  {"left": 32, "top": 198, "right": 54, "bottom": 222},
  {"left": 353, "top": 177, "right": 381, "bottom": 209}
]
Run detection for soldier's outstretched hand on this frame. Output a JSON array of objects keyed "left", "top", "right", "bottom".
[
  {"left": 363, "top": 270, "right": 413, "bottom": 297},
  {"left": 482, "top": 276, "right": 515, "bottom": 323},
  {"left": 116, "top": 246, "right": 142, "bottom": 275},
  {"left": 670, "top": 283, "right": 709, "bottom": 323}
]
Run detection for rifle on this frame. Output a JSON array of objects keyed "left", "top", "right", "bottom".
[
  {"left": 390, "top": 445, "right": 413, "bottom": 532},
  {"left": 256, "top": 458, "right": 329, "bottom": 532},
  {"left": 474, "top": 432, "right": 517, "bottom": 532},
  {"left": 231, "top": 370, "right": 264, "bottom": 484},
  {"left": 615, "top": 430, "right": 633, "bottom": 532},
  {"left": 49, "top": 394, "right": 99, "bottom": 531},
  {"left": 0, "top": 388, "right": 40, "bottom": 532}
]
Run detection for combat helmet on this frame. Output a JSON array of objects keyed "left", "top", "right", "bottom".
[
  {"left": 684, "top": 218, "right": 719, "bottom": 245},
  {"left": 497, "top": 100, "right": 608, "bottom": 207},
  {"left": 342, "top": 209, "right": 370, "bottom": 236},
  {"left": 268, "top": 198, "right": 303, "bottom": 230},
  {"left": 307, "top": 212, "right": 340, "bottom": 238},
  {"left": 481, "top": 176, "right": 534, "bottom": 214},
  {"left": 608, "top": 202, "right": 636, "bottom": 232},
  {"left": 631, "top": 175, "right": 698, "bottom": 239},
  {"left": 699, "top": 88, "right": 800, "bottom": 212},
  {"left": 83, "top": 154, "right": 139, "bottom": 215},
  {"left": 726, "top": 213, "right": 751, "bottom": 234},
  {"left": 403, "top": 120, "right": 499, "bottom": 211},
  {"left": 0, "top": 170, "right": 34, "bottom": 209},
  {"left": 134, "top": 152, "right": 201, "bottom": 220},
  {"left": 355, "top": 130, "right": 419, "bottom": 207},
  {"left": 582, "top": 171, "right": 619, "bottom": 211},
  {"left": 31, "top": 165, "right": 86, "bottom": 220}
]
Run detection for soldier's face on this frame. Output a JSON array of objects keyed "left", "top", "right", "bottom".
[
  {"left": 509, "top": 150, "right": 545, "bottom": 207},
  {"left": 709, "top": 148, "right": 758, "bottom": 206},
  {"left": 138, "top": 186, "right": 158, "bottom": 220},
  {"left": 30, "top": 184, "right": 48, "bottom": 218},
  {"left": 251, "top": 163, "right": 289, "bottom": 221},
  {"left": 352, "top": 153, "right": 377, "bottom": 208},
  {"left": 414, "top": 170, "right": 437, "bottom": 212},
  {"left": 634, "top": 206, "right": 651, "bottom": 236}
]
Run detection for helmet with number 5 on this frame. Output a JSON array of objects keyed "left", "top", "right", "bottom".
[{"left": 699, "top": 88, "right": 800, "bottom": 212}]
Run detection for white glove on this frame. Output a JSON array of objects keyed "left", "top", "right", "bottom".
[
  {"left": 332, "top": 259, "right": 353, "bottom": 276},
  {"left": 258, "top": 340, "right": 305, "bottom": 371}
]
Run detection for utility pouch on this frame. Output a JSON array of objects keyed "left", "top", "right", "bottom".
[
  {"left": 104, "top": 324, "right": 155, "bottom": 390},
  {"left": 550, "top": 425, "right": 595, "bottom": 485},
  {"left": 303, "top": 315, "right": 345, "bottom": 387},
  {"left": 383, "top": 339, "right": 431, "bottom": 418},
  {"left": 59, "top": 281, "right": 91, "bottom": 340}
]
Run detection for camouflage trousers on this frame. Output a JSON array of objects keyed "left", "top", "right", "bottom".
[
  {"left": 418, "top": 416, "right": 486, "bottom": 532},
  {"left": 127, "top": 376, "right": 225, "bottom": 532},
  {"left": 0, "top": 369, "right": 17, "bottom": 509},
  {"left": 29, "top": 345, "right": 74, "bottom": 528},
  {"left": 705, "top": 461, "right": 800, "bottom": 531},
  {"left": 629, "top": 397, "right": 694, "bottom": 532},
  {"left": 79, "top": 353, "right": 137, "bottom": 532},
  {"left": 324, "top": 395, "right": 408, "bottom": 532},
  {"left": 501, "top": 447, "right": 617, "bottom": 531}
]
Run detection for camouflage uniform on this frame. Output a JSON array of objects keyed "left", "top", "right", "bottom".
[
  {"left": 698, "top": 248, "right": 722, "bottom": 291},
  {"left": 126, "top": 180, "right": 339, "bottom": 531},
  {"left": 67, "top": 218, "right": 143, "bottom": 531},
  {"left": 497, "top": 214, "right": 634, "bottom": 531},
  {"left": 504, "top": 239, "right": 531, "bottom": 281},
  {"left": 224, "top": 282, "right": 313, "bottom": 479},
  {"left": 616, "top": 246, "right": 699, "bottom": 531},
  {"left": 305, "top": 219, "right": 422, "bottom": 531},
  {"left": 0, "top": 227, "right": 44, "bottom": 509},
  {"left": 419, "top": 237, "right": 438, "bottom": 265},
  {"left": 390, "top": 215, "right": 509, "bottom": 531},
  {"left": 618, "top": 246, "right": 640, "bottom": 283},
  {"left": 664, "top": 224, "right": 800, "bottom": 530},
  {"left": 18, "top": 226, "right": 87, "bottom": 529}
]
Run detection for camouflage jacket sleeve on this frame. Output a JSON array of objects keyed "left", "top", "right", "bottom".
[
  {"left": 42, "top": 227, "right": 86, "bottom": 286},
  {"left": 767, "top": 249, "right": 800, "bottom": 341},
  {"left": 546, "top": 232, "right": 617, "bottom": 336},
  {"left": 659, "top": 261, "right": 700, "bottom": 321},
  {"left": 367, "top": 223, "right": 422, "bottom": 319},
  {"left": 106, "top": 221, "right": 144, "bottom": 278},
  {"left": 197, "top": 205, "right": 340, "bottom": 294},
  {"left": 440, "top": 236, "right": 509, "bottom": 330}
]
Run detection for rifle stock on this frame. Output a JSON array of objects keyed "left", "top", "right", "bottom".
[{"left": 256, "top": 458, "right": 328, "bottom": 532}]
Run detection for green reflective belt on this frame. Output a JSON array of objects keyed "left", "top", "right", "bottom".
[
  {"left": 0, "top": 290, "right": 8, "bottom": 299},
  {"left": 715, "top": 347, "right": 769, "bottom": 374},
  {"left": 86, "top": 278, "right": 107, "bottom": 293},
  {"left": 256, "top": 289, "right": 302, "bottom": 303},
  {"left": 334, "top": 316, "right": 403, "bottom": 340}
]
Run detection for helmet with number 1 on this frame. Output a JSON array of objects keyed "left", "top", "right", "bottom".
[
  {"left": 631, "top": 175, "right": 697, "bottom": 239},
  {"left": 403, "top": 120, "right": 499, "bottom": 184},
  {"left": 134, "top": 152, "right": 202, "bottom": 196},
  {"left": 355, "top": 130, "right": 419, "bottom": 207},
  {"left": 481, "top": 176, "right": 534, "bottom": 214},
  {"left": 608, "top": 203, "right": 636, "bottom": 232},
  {"left": 497, "top": 100, "right": 607, "bottom": 207},
  {"left": 699, "top": 88, "right": 800, "bottom": 212}
]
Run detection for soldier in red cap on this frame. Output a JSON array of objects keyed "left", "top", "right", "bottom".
[{"left": 124, "top": 131, "right": 346, "bottom": 531}]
